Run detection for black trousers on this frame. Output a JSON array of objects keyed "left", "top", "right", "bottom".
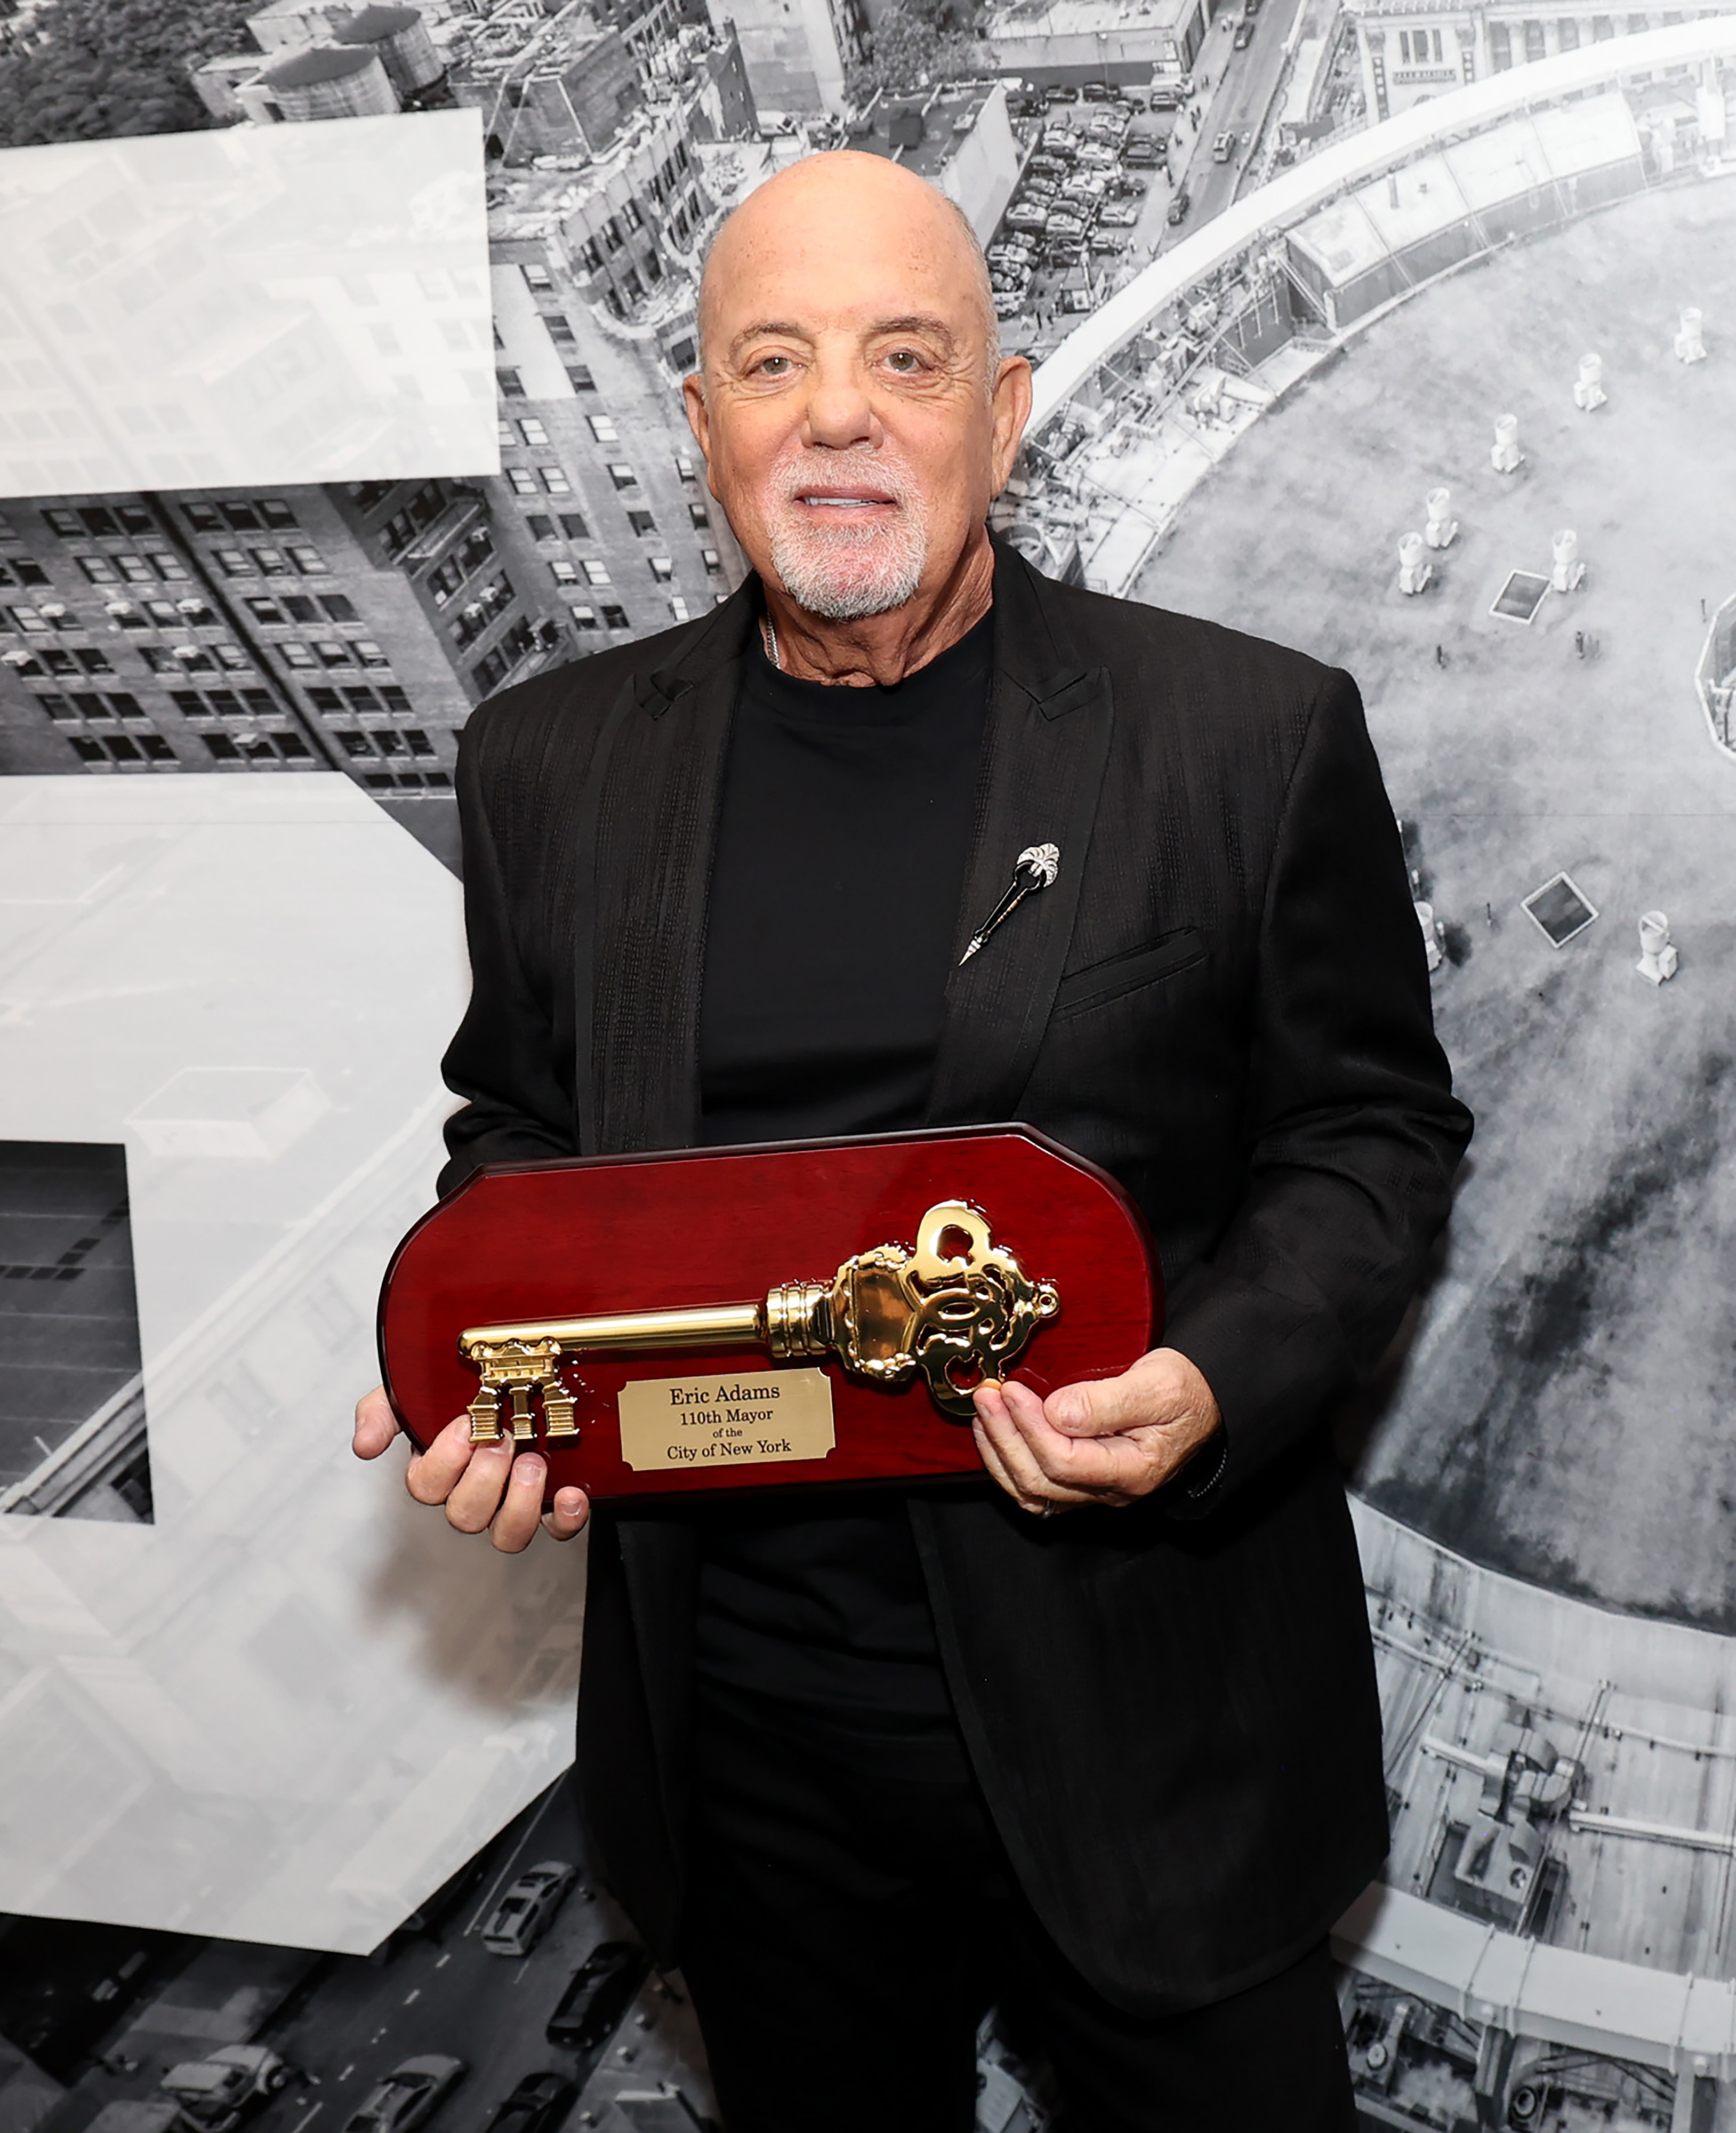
[{"left": 678, "top": 1692, "right": 1356, "bottom": 2132}]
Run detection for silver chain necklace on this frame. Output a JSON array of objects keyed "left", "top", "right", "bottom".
[{"left": 761, "top": 614, "right": 780, "bottom": 671}]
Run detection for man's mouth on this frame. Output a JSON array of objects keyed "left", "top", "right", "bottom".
[{"left": 792, "top": 489, "right": 899, "bottom": 510}]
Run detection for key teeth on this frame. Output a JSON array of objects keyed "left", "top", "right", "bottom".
[
  {"left": 508, "top": 1384, "right": 537, "bottom": 1443},
  {"left": 463, "top": 1342, "right": 580, "bottom": 1447}
]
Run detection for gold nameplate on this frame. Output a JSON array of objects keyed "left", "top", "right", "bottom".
[{"left": 616, "top": 1369, "right": 837, "bottom": 1472}]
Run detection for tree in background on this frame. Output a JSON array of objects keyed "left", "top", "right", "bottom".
[
  {"left": 0, "top": 0, "right": 259, "bottom": 147},
  {"left": 845, "top": 0, "right": 985, "bottom": 99}
]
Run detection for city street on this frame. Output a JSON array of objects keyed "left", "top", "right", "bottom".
[
  {"left": 22, "top": 1780, "right": 716, "bottom": 2133},
  {"left": 250, "top": 1779, "right": 715, "bottom": 2133},
  {"left": 1172, "top": 0, "right": 1307, "bottom": 222}
]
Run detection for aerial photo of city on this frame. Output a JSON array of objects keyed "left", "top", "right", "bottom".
[{"left": 1, "top": 0, "right": 1733, "bottom": 2119}]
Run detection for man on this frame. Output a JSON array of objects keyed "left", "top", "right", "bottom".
[{"left": 354, "top": 152, "right": 1471, "bottom": 2127}]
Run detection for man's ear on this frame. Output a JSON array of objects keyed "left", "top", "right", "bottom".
[
  {"left": 990, "top": 356, "right": 1034, "bottom": 495},
  {"left": 681, "top": 374, "right": 720, "bottom": 502},
  {"left": 682, "top": 373, "right": 710, "bottom": 456}
]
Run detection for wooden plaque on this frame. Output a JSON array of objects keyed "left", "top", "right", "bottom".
[{"left": 377, "top": 1124, "right": 1158, "bottom": 1503}]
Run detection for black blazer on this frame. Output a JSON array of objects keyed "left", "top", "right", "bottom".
[{"left": 438, "top": 532, "right": 1473, "bottom": 2018}]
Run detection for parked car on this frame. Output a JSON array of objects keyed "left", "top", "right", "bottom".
[
  {"left": 610, "top": 2094, "right": 708, "bottom": 2131},
  {"left": 160, "top": 2050, "right": 294, "bottom": 2133},
  {"left": 1212, "top": 129, "right": 1237, "bottom": 162},
  {"left": 1006, "top": 206, "right": 1050, "bottom": 234},
  {"left": 545, "top": 1941, "right": 652, "bottom": 2051},
  {"left": 1108, "top": 172, "right": 1150, "bottom": 196},
  {"left": 1147, "top": 84, "right": 1183, "bottom": 110},
  {"left": 1167, "top": 185, "right": 1192, "bottom": 223},
  {"left": 341, "top": 2059, "right": 465, "bottom": 2133},
  {"left": 481, "top": 1860, "right": 578, "bottom": 1958},
  {"left": 1098, "top": 204, "right": 1140, "bottom": 228},
  {"left": 89, "top": 2110, "right": 179, "bottom": 2133},
  {"left": 1233, "top": 19, "right": 1254, "bottom": 45},
  {"left": 1123, "top": 139, "right": 1165, "bottom": 167},
  {"left": 1062, "top": 287, "right": 1096, "bottom": 313},
  {"left": 481, "top": 2074, "right": 577, "bottom": 2133},
  {"left": 1088, "top": 232, "right": 1127, "bottom": 254},
  {"left": 1043, "top": 82, "right": 1080, "bottom": 101}
]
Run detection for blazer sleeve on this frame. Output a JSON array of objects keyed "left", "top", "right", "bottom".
[
  {"left": 437, "top": 705, "right": 582, "bottom": 1197},
  {"left": 1158, "top": 665, "right": 1473, "bottom": 1513}
]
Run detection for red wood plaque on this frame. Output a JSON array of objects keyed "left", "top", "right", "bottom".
[{"left": 377, "top": 1125, "right": 1159, "bottom": 1503}]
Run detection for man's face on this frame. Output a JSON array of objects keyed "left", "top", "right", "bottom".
[{"left": 683, "top": 164, "right": 1030, "bottom": 621}]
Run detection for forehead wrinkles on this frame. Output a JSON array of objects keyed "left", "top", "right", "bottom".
[{"left": 706, "top": 205, "right": 971, "bottom": 319}]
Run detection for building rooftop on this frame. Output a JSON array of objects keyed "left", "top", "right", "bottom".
[
  {"left": 985, "top": 0, "right": 1194, "bottom": 34},
  {"left": 849, "top": 82, "right": 1000, "bottom": 182},
  {"left": 263, "top": 40, "right": 380, "bottom": 82},
  {"left": 1131, "top": 171, "right": 1736, "bottom": 1630},
  {"left": 335, "top": 4, "right": 425, "bottom": 38}
]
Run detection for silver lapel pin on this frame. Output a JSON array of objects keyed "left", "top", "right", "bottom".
[{"left": 960, "top": 843, "right": 1062, "bottom": 965}]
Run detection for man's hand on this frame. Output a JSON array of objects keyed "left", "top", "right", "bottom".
[
  {"left": 352, "top": 1385, "right": 590, "bottom": 1553},
  {"left": 971, "top": 1348, "right": 1222, "bottom": 1517}
]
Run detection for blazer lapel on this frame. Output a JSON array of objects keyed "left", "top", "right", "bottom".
[
  {"left": 925, "top": 539, "right": 1117, "bottom": 1126},
  {"left": 584, "top": 589, "right": 757, "bottom": 1154}
]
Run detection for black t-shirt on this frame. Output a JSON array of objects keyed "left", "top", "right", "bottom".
[{"left": 690, "top": 606, "right": 994, "bottom": 1775}]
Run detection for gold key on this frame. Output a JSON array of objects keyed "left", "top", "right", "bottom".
[{"left": 458, "top": 1199, "right": 1059, "bottom": 1444}]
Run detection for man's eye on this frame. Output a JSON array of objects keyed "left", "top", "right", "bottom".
[
  {"left": 886, "top": 349, "right": 922, "bottom": 372},
  {"left": 755, "top": 355, "right": 791, "bottom": 375}
]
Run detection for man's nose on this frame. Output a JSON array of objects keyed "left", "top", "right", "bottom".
[{"left": 800, "top": 364, "right": 880, "bottom": 451}]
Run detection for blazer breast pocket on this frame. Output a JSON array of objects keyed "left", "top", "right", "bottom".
[{"left": 1051, "top": 927, "right": 1208, "bottom": 1021}]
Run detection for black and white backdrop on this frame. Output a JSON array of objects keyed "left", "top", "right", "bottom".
[{"left": 1, "top": 0, "right": 1733, "bottom": 2124}]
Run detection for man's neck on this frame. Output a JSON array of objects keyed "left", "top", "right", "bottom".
[{"left": 760, "top": 526, "right": 995, "bottom": 688}]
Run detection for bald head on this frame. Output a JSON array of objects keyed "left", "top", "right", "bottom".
[{"left": 696, "top": 151, "right": 1000, "bottom": 397}]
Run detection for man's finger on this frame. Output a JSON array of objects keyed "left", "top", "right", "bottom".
[
  {"left": 405, "top": 1412, "right": 488, "bottom": 1506},
  {"left": 542, "top": 1486, "right": 591, "bottom": 1542},
  {"left": 1041, "top": 1371, "right": 1164, "bottom": 1440},
  {"left": 970, "top": 1409, "right": 1033, "bottom": 1507},
  {"left": 488, "top": 1454, "right": 549, "bottom": 1554},
  {"left": 971, "top": 1416, "right": 1049, "bottom": 1514},
  {"left": 352, "top": 1384, "right": 401, "bottom": 1460},
  {"left": 438, "top": 1433, "right": 516, "bottom": 1530},
  {"left": 996, "top": 1380, "right": 1144, "bottom": 1499},
  {"left": 974, "top": 1385, "right": 1091, "bottom": 1513}
]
